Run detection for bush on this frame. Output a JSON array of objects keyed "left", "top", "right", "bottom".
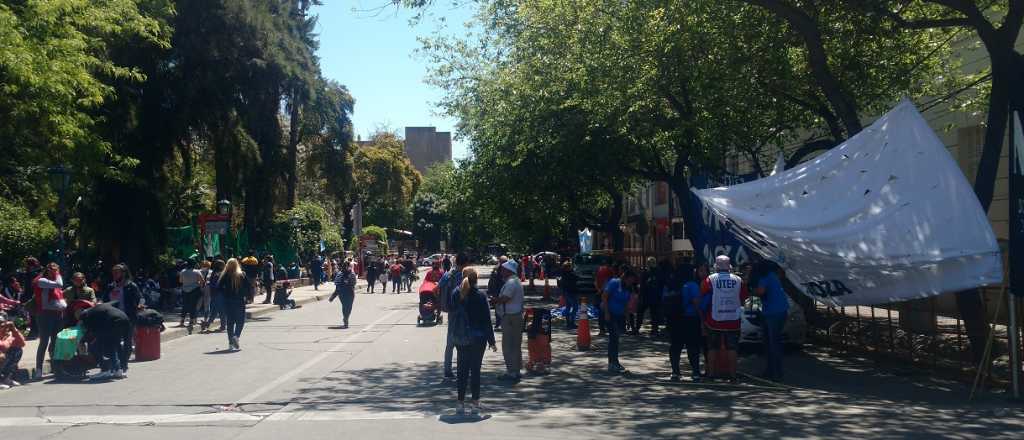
[
  {"left": 349, "top": 225, "right": 388, "bottom": 255},
  {"left": 0, "top": 199, "right": 57, "bottom": 270},
  {"left": 323, "top": 229, "right": 344, "bottom": 254}
]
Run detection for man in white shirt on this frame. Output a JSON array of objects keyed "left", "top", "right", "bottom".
[{"left": 494, "top": 260, "right": 524, "bottom": 382}]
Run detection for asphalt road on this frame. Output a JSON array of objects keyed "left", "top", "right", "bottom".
[{"left": 1, "top": 266, "right": 1022, "bottom": 439}]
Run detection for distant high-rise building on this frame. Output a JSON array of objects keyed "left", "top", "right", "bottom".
[{"left": 403, "top": 127, "right": 452, "bottom": 173}]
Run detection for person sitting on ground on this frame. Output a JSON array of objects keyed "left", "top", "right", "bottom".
[
  {"left": 274, "top": 281, "right": 300, "bottom": 310},
  {"left": 0, "top": 315, "right": 26, "bottom": 389}
]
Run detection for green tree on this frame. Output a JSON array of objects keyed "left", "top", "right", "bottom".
[{"left": 345, "top": 132, "right": 422, "bottom": 234}]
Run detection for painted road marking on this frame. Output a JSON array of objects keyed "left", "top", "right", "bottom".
[{"left": 234, "top": 309, "right": 402, "bottom": 405}]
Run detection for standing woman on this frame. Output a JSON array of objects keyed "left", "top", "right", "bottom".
[
  {"left": 197, "top": 260, "right": 212, "bottom": 328},
  {"left": 450, "top": 268, "right": 496, "bottom": 416},
  {"left": 32, "top": 263, "right": 65, "bottom": 380},
  {"left": 202, "top": 260, "right": 226, "bottom": 333},
  {"left": 220, "top": 258, "right": 249, "bottom": 351},
  {"left": 329, "top": 261, "right": 357, "bottom": 328},
  {"left": 178, "top": 260, "right": 205, "bottom": 335}
]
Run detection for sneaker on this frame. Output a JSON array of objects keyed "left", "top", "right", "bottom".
[
  {"left": 669, "top": 374, "right": 681, "bottom": 382},
  {"left": 31, "top": 370, "right": 42, "bottom": 381},
  {"left": 455, "top": 401, "right": 465, "bottom": 415},
  {"left": 0, "top": 384, "right": 9, "bottom": 390},
  {"left": 112, "top": 370, "right": 126, "bottom": 379},
  {"left": 469, "top": 401, "right": 480, "bottom": 415},
  {"left": 3, "top": 379, "right": 22, "bottom": 387}
]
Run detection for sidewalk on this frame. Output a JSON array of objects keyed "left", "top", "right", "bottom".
[{"left": 14, "top": 270, "right": 411, "bottom": 382}]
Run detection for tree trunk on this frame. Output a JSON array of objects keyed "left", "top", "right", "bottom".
[
  {"left": 746, "top": 0, "right": 864, "bottom": 136},
  {"left": 286, "top": 98, "right": 301, "bottom": 209}
]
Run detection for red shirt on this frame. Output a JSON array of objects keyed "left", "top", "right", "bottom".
[
  {"left": 425, "top": 269, "right": 444, "bottom": 283},
  {"left": 389, "top": 264, "right": 402, "bottom": 277},
  {"left": 595, "top": 265, "right": 614, "bottom": 291},
  {"left": 700, "top": 274, "right": 749, "bottom": 331}
]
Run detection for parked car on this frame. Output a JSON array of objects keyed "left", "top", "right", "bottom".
[
  {"left": 572, "top": 253, "right": 614, "bottom": 296},
  {"left": 739, "top": 295, "right": 807, "bottom": 349},
  {"left": 420, "top": 253, "right": 449, "bottom": 267}
]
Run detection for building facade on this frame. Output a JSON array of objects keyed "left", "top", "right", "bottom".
[{"left": 403, "top": 127, "right": 452, "bottom": 173}]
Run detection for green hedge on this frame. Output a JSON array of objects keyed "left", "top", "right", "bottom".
[{"left": 0, "top": 199, "right": 57, "bottom": 270}]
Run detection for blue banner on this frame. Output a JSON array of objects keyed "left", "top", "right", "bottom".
[{"left": 686, "top": 173, "right": 759, "bottom": 268}]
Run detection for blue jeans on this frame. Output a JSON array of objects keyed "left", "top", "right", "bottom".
[
  {"left": 607, "top": 314, "right": 626, "bottom": 366},
  {"left": 206, "top": 293, "right": 225, "bottom": 326},
  {"left": 444, "top": 324, "right": 456, "bottom": 376},
  {"left": 564, "top": 294, "right": 578, "bottom": 328},
  {"left": 762, "top": 312, "right": 787, "bottom": 379}
]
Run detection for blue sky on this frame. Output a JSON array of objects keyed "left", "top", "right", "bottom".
[{"left": 313, "top": 1, "right": 475, "bottom": 159}]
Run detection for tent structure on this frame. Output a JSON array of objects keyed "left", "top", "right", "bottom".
[{"left": 693, "top": 99, "right": 1002, "bottom": 306}]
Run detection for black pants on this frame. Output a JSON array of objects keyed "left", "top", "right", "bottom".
[
  {"left": 668, "top": 316, "right": 703, "bottom": 376},
  {"left": 635, "top": 300, "right": 661, "bottom": 334},
  {"left": 97, "top": 324, "right": 131, "bottom": 372},
  {"left": 366, "top": 273, "right": 377, "bottom": 292},
  {"left": 224, "top": 296, "right": 246, "bottom": 340},
  {"left": 456, "top": 342, "right": 486, "bottom": 401},
  {"left": 182, "top": 288, "right": 202, "bottom": 325},
  {"left": 339, "top": 292, "right": 354, "bottom": 325}
]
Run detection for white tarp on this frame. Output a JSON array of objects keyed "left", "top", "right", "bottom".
[{"left": 694, "top": 99, "right": 1003, "bottom": 306}]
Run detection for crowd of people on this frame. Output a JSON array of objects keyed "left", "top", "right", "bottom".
[
  {"left": 0, "top": 249, "right": 318, "bottom": 387},
  {"left": 426, "top": 250, "right": 790, "bottom": 416}
]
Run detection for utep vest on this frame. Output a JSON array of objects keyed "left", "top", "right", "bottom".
[{"left": 709, "top": 272, "right": 742, "bottom": 322}]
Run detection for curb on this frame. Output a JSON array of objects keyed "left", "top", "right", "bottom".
[{"left": 18, "top": 291, "right": 330, "bottom": 382}]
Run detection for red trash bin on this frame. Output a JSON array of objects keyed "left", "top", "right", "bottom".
[{"left": 134, "top": 325, "right": 161, "bottom": 361}]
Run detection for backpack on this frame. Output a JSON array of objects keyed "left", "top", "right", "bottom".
[
  {"left": 449, "top": 298, "right": 473, "bottom": 346},
  {"left": 435, "top": 269, "right": 461, "bottom": 313}
]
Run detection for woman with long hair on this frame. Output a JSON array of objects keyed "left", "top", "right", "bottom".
[
  {"left": 220, "top": 258, "right": 249, "bottom": 351},
  {"left": 32, "top": 262, "right": 64, "bottom": 380},
  {"left": 450, "top": 268, "right": 496, "bottom": 416}
]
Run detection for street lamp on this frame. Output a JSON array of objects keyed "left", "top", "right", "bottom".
[{"left": 47, "top": 165, "right": 71, "bottom": 269}]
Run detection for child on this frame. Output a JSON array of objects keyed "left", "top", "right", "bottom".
[
  {"left": 0, "top": 315, "right": 26, "bottom": 389},
  {"left": 273, "top": 281, "right": 299, "bottom": 310}
]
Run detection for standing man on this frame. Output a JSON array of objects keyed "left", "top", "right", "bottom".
[
  {"left": 106, "top": 263, "right": 141, "bottom": 368},
  {"left": 365, "top": 256, "right": 379, "bottom": 293},
  {"left": 494, "top": 259, "right": 524, "bottom": 382},
  {"left": 486, "top": 256, "right": 508, "bottom": 330},
  {"left": 603, "top": 268, "right": 636, "bottom": 374},
  {"left": 700, "top": 256, "right": 748, "bottom": 382},
  {"left": 261, "top": 256, "right": 276, "bottom": 304},
  {"left": 178, "top": 260, "right": 205, "bottom": 335},
  {"left": 558, "top": 261, "right": 579, "bottom": 330},
  {"left": 311, "top": 254, "right": 323, "bottom": 291},
  {"left": 754, "top": 261, "right": 789, "bottom": 381},
  {"left": 593, "top": 260, "right": 615, "bottom": 336},
  {"left": 437, "top": 253, "right": 468, "bottom": 379}
]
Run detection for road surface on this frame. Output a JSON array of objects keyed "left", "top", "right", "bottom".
[{"left": 1, "top": 266, "right": 1021, "bottom": 439}]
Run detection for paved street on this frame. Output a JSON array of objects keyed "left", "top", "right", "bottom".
[{"left": 1, "top": 267, "right": 1022, "bottom": 439}]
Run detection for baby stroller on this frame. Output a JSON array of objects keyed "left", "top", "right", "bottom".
[{"left": 417, "top": 280, "right": 443, "bottom": 326}]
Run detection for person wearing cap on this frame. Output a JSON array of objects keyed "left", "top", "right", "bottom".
[
  {"left": 494, "top": 259, "right": 524, "bottom": 382},
  {"left": 699, "top": 256, "right": 749, "bottom": 382}
]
